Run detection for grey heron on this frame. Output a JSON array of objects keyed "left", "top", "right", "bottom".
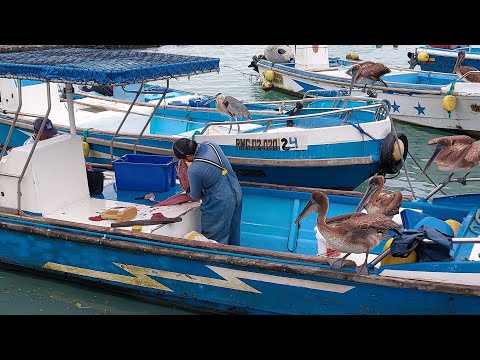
[{"left": 205, "top": 92, "right": 252, "bottom": 133}]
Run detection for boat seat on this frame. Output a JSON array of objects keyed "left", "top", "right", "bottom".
[{"left": 0, "top": 134, "right": 90, "bottom": 215}]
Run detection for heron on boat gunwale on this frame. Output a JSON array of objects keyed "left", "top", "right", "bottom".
[
  {"left": 205, "top": 92, "right": 252, "bottom": 133},
  {"left": 294, "top": 191, "right": 400, "bottom": 275}
]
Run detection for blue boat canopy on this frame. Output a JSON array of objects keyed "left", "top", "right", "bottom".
[{"left": 0, "top": 48, "right": 220, "bottom": 85}]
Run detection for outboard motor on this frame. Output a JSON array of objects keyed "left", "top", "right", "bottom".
[
  {"left": 248, "top": 54, "right": 265, "bottom": 73},
  {"left": 407, "top": 52, "right": 419, "bottom": 69}
]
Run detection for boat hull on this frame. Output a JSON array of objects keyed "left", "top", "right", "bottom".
[
  {"left": 414, "top": 46, "right": 480, "bottom": 73},
  {"left": 257, "top": 60, "right": 480, "bottom": 136},
  {"left": 0, "top": 110, "right": 391, "bottom": 190},
  {"left": 1, "top": 213, "right": 480, "bottom": 315}
]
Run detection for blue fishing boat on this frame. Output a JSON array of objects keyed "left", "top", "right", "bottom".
[
  {"left": 409, "top": 45, "right": 479, "bottom": 73},
  {"left": 253, "top": 45, "right": 480, "bottom": 136},
  {"left": 0, "top": 48, "right": 403, "bottom": 191},
  {"left": 0, "top": 47, "right": 480, "bottom": 314}
]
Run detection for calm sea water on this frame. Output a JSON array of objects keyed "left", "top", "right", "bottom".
[{"left": 3, "top": 45, "right": 479, "bottom": 315}]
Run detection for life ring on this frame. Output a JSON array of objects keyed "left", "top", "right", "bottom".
[{"left": 379, "top": 131, "right": 408, "bottom": 175}]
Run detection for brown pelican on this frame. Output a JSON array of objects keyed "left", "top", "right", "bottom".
[
  {"left": 204, "top": 92, "right": 252, "bottom": 133},
  {"left": 422, "top": 135, "right": 480, "bottom": 184},
  {"left": 346, "top": 61, "right": 391, "bottom": 95},
  {"left": 294, "top": 191, "right": 400, "bottom": 275},
  {"left": 454, "top": 50, "right": 480, "bottom": 82},
  {"left": 355, "top": 175, "right": 403, "bottom": 218}
]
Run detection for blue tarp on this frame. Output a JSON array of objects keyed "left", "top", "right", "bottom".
[{"left": 0, "top": 48, "right": 220, "bottom": 85}]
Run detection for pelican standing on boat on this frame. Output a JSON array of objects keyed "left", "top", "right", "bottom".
[
  {"left": 355, "top": 175, "right": 403, "bottom": 218},
  {"left": 422, "top": 135, "right": 480, "bottom": 184},
  {"left": 454, "top": 50, "right": 480, "bottom": 82},
  {"left": 204, "top": 92, "right": 252, "bottom": 133},
  {"left": 346, "top": 61, "right": 391, "bottom": 95},
  {"left": 294, "top": 191, "right": 400, "bottom": 275}
]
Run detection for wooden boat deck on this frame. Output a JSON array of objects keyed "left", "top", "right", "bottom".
[{"left": 46, "top": 170, "right": 202, "bottom": 237}]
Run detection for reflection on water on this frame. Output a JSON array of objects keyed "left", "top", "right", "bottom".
[
  {"left": 3, "top": 45, "right": 480, "bottom": 314},
  {"left": 0, "top": 267, "right": 194, "bottom": 315}
]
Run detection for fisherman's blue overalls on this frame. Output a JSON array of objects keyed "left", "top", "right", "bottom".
[{"left": 187, "top": 142, "right": 243, "bottom": 245}]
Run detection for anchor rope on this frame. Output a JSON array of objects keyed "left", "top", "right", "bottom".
[
  {"left": 82, "top": 127, "right": 94, "bottom": 141},
  {"left": 224, "top": 65, "right": 260, "bottom": 83}
]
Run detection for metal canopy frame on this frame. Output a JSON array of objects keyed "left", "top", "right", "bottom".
[{"left": 0, "top": 48, "right": 220, "bottom": 213}]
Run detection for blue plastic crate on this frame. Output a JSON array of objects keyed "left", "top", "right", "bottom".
[{"left": 113, "top": 154, "right": 176, "bottom": 192}]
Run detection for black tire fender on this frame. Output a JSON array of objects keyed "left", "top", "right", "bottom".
[{"left": 380, "top": 131, "right": 408, "bottom": 174}]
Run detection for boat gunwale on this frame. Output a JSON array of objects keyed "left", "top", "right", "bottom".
[
  {"left": 257, "top": 60, "right": 476, "bottom": 97},
  {"left": 1, "top": 211, "right": 479, "bottom": 297}
]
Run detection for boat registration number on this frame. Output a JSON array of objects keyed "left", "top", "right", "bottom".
[{"left": 235, "top": 137, "right": 305, "bottom": 151}]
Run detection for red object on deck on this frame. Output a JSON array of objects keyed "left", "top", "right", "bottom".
[
  {"left": 326, "top": 247, "right": 341, "bottom": 257},
  {"left": 151, "top": 193, "right": 195, "bottom": 207},
  {"left": 88, "top": 215, "right": 103, "bottom": 221},
  {"left": 151, "top": 212, "right": 166, "bottom": 219}
]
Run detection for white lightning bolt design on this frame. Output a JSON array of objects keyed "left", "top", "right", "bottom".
[{"left": 42, "top": 262, "right": 354, "bottom": 294}]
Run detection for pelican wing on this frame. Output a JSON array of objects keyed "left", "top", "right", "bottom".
[
  {"left": 377, "top": 191, "right": 403, "bottom": 216},
  {"left": 464, "top": 140, "right": 480, "bottom": 163},
  {"left": 428, "top": 135, "right": 474, "bottom": 145},
  {"left": 361, "top": 62, "right": 390, "bottom": 77},
  {"left": 342, "top": 213, "right": 399, "bottom": 232},
  {"left": 326, "top": 212, "right": 364, "bottom": 225}
]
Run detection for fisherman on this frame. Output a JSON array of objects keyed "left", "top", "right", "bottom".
[
  {"left": 172, "top": 138, "right": 243, "bottom": 245},
  {"left": 23, "top": 117, "right": 59, "bottom": 145},
  {"left": 24, "top": 117, "right": 93, "bottom": 171}
]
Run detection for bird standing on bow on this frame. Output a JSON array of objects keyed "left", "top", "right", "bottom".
[
  {"left": 294, "top": 191, "right": 399, "bottom": 275},
  {"left": 346, "top": 61, "right": 391, "bottom": 96},
  {"left": 454, "top": 50, "right": 480, "bottom": 82},
  {"left": 422, "top": 135, "right": 480, "bottom": 185},
  {"left": 355, "top": 175, "right": 403, "bottom": 219},
  {"left": 205, "top": 92, "right": 252, "bottom": 133}
]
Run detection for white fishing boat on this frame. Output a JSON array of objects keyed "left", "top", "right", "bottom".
[{"left": 252, "top": 45, "right": 480, "bottom": 136}]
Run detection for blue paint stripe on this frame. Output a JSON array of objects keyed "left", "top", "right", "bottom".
[
  {"left": 0, "top": 216, "right": 337, "bottom": 271},
  {"left": 221, "top": 139, "right": 382, "bottom": 161}
]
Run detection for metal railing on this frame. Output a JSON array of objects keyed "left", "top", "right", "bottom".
[
  {"left": 109, "top": 82, "right": 145, "bottom": 163},
  {"left": 456, "top": 70, "right": 480, "bottom": 82},
  {"left": 132, "top": 80, "right": 170, "bottom": 154},
  {"left": 199, "top": 97, "right": 390, "bottom": 135}
]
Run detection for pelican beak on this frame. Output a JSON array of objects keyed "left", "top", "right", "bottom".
[
  {"left": 294, "top": 197, "right": 317, "bottom": 224},
  {"left": 453, "top": 55, "right": 461, "bottom": 74},
  {"left": 422, "top": 143, "right": 445, "bottom": 175},
  {"left": 348, "top": 70, "right": 360, "bottom": 96},
  {"left": 355, "top": 183, "right": 379, "bottom": 212}
]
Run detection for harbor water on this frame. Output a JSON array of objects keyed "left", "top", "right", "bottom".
[{"left": 2, "top": 45, "right": 479, "bottom": 315}]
